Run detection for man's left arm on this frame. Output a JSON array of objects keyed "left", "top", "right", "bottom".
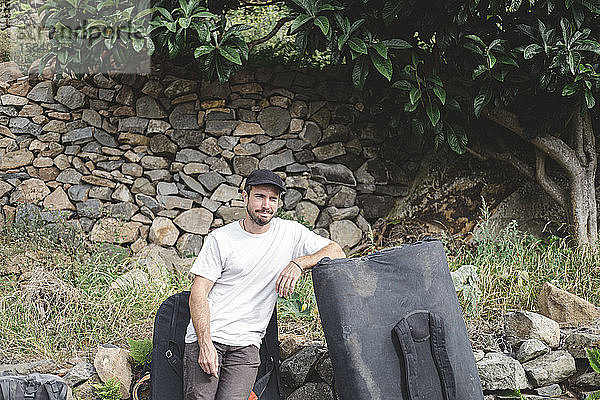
[{"left": 276, "top": 241, "right": 345, "bottom": 297}]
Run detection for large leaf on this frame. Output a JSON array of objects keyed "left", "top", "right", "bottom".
[
  {"left": 474, "top": 87, "right": 491, "bottom": 117},
  {"left": 523, "top": 43, "right": 543, "bottom": 59},
  {"left": 391, "top": 80, "right": 411, "bottom": 90},
  {"left": 194, "top": 44, "right": 214, "bottom": 58},
  {"left": 347, "top": 37, "right": 367, "bottom": 54},
  {"left": 425, "top": 101, "right": 441, "bottom": 126},
  {"left": 372, "top": 42, "right": 388, "bottom": 59},
  {"left": 585, "top": 90, "right": 596, "bottom": 109},
  {"left": 572, "top": 39, "right": 600, "bottom": 54},
  {"left": 314, "top": 16, "right": 330, "bottom": 36},
  {"left": 447, "top": 123, "right": 468, "bottom": 154},
  {"left": 409, "top": 87, "right": 421, "bottom": 105},
  {"left": 433, "top": 86, "right": 447, "bottom": 105},
  {"left": 588, "top": 348, "right": 600, "bottom": 373},
  {"left": 465, "top": 34, "right": 486, "bottom": 48},
  {"left": 290, "top": 14, "right": 312, "bottom": 34},
  {"left": 352, "top": 57, "right": 369, "bottom": 88},
  {"left": 218, "top": 46, "right": 242, "bottom": 65},
  {"left": 370, "top": 51, "right": 393, "bottom": 81},
  {"left": 562, "top": 83, "right": 578, "bottom": 96}
]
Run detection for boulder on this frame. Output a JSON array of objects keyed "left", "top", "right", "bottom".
[
  {"left": 287, "top": 382, "right": 333, "bottom": 400},
  {"left": 281, "top": 346, "right": 323, "bottom": 389},
  {"left": 522, "top": 350, "right": 576, "bottom": 387},
  {"left": 0, "top": 150, "right": 34, "bottom": 170},
  {"left": 295, "top": 201, "right": 320, "bottom": 228},
  {"left": 55, "top": 86, "right": 85, "bottom": 109},
  {"left": 13, "top": 178, "right": 50, "bottom": 203},
  {"left": 176, "top": 233, "right": 203, "bottom": 257},
  {"left": 476, "top": 352, "right": 529, "bottom": 391},
  {"left": 564, "top": 331, "right": 600, "bottom": 358},
  {"left": 258, "top": 106, "right": 290, "bottom": 137},
  {"left": 537, "top": 282, "right": 600, "bottom": 326},
  {"left": 173, "top": 208, "right": 213, "bottom": 235},
  {"left": 27, "top": 81, "right": 54, "bottom": 103},
  {"left": 0, "top": 61, "right": 24, "bottom": 83},
  {"left": 329, "top": 220, "right": 362, "bottom": 248},
  {"left": 149, "top": 217, "right": 179, "bottom": 246},
  {"left": 63, "top": 361, "right": 95, "bottom": 387},
  {"left": 43, "top": 187, "right": 75, "bottom": 210},
  {"left": 90, "top": 218, "right": 140, "bottom": 244},
  {"left": 94, "top": 344, "right": 132, "bottom": 399},
  {"left": 259, "top": 150, "right": 294, "bottom": 171},
  {"left": 504, "top": 311, "right": 561, "bottom": 348},
  {"left": 516, "top": 338, "right": 549, "bottom": 363}
]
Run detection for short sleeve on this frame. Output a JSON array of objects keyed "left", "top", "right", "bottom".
[
  {"left": 189, "top": 234, "right": 223, "bottom": 282},
  {"left": 292, "top": 222, "right": 331, "bottom": 259}
]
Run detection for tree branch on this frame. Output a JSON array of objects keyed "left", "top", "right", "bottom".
[
  {"left": 465, "top": 145, "right": 536, "bottom": 182},
  {"left": 248, "top": 16, "right": 293, "bottom": 51},
  {"left": 535, "top": 149, "right": 567, "bottom": 208},
  {"left": 483, "top": 107, "right": 584, "bottom": 180}
]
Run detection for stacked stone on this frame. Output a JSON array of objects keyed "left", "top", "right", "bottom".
[{"left": 0, "top": 61, "right": 417, "bottom": 256}]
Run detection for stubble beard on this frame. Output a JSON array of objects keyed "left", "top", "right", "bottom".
[{"left": 247, "top": 204, "right": 274, "bottom": 226}]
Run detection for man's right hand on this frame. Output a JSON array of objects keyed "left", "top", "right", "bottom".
[{"left": 198, "top": 341, "right": 219, "bottom": 378}]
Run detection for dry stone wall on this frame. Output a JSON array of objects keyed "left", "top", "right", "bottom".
[{"left": 0, "top": 62, "right": 420, "bottom": 255}]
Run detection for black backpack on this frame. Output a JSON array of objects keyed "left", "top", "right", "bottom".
[
  {"left": 149, "top": 291, "right": 281, "bottom": 400},
  {"left": 0, "top": 373, "right": 69, "bottom": 400}
]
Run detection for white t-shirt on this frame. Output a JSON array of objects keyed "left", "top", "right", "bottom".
[{"left": 184, "top": 217, "right": 331, "bottom": 347}]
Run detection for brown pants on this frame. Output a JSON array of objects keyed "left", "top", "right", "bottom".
[{"left": 183, "top": 342, "right": 260, "bottom": 400}]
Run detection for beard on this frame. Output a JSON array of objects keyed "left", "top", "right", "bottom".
[{"left": 247, "top": 204, "right": 275, "bottom": 226}]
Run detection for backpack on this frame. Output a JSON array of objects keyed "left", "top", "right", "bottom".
[
  {"left": 0, "top": 373, "right": 70, "bottom": 400},
  {"left": 149, "top": 291, "right": 281, "bottom": 400},
  {"left": 312, "top": 239, "right": 484, "bottom": 400}
]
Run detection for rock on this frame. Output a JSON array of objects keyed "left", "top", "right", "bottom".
[
  {"left": 564, "top": 331, "right": 600, "bottom": 358},
  {"left": 0, "top": 61, "right": 24, "bottom": 83},
  {"left": 157, "top": 182, "right": 179, "bottom": 196},
  {"left": 176, "top": 148, "right": 207, "bottom": 163},
  {"left": 287, "top": 382, "right": 333, "bottom": 400},
  {"left": 325, "top": 206, "right": 360, "bottom": 221},
  {"left": 476, "top": 352, "right": 529, "bottom": 391},
  {"left": 315, "top": 356, "right": 334, "bottom": 385},
  {"left": 281, "top": 346, "right": 323, "bottom": 389},
  {"left": 135, "top": 194, "right": 161, "bottom": 213},
  {"left": 210, "top": 184, "right": 240, "bottom": 202},
  {"left": 534, "top": 384, "right": 562, "bottom": 397},
  {"left": 149, "top": 217, "right": 179, "bottom": 246},
  {"left": 0, "top": 359, "right": 57, "bottom": 375},
  {"left": 516, "top": 338, "right": 549, "bottom": 363},
  {"left": 309, "top": 163, "right": 356, "bottom": 186},
  {"left": 81, "top": 175, "right": 116, "bottom": 188},
  {"left": 295, "top": 201, "right": 320, "bottom": 228},
  {"left": 234, "top": 142, "right": 260, "bottom": 156},
  {"left": 136, "top": 96, "right": 166, "bottom": 118},
  {"left": 0, "top": 149, "right": 34, "bottom": 169},
  {"left": 197, "top": 171, "right": 226, "bottom": 191},
  {"left": 233, "top": 122, "right": 265, "bottom": 136},
  {"left": 9, "top": 117, "right": 42, "bottom": 136},
  {"left": 90, "top": 218, "right": 140, "bottom": 243},
  {"left": 164, "top": 79, "right": 197, "bottom": 98},
  {"left": 112, "top": 184, "right": 134, "bottom": 203},
  {"left": 158, "top": 195, "right": 193, "bottom": 210},
  {"left": 150, "top": 134, "right": 177, "bottom": 155},
  {"left": 94, "top": 344, "right": 132, "bottom": 399},
  {"left": 258, "top": 107, "right": 291, "bottom": 137},
  {"left": 82, "top": 109, "right": 102, "bottom": 127},
  {"left": 27, "top": 81, "right": 54, "bottom": 103},
  {"left": 357, "top": 194, "right": 395, "bottom": 220},
  {"left": 170, "top": 103, "right": 199, "bottom": 130},
  {"left": 93, "top": 129, "right": 118, "bottom": 147},
  {"left": 537, "top": 282, "right": 600, "bottom": 326},
  {"left": 329, "top": 220, "right": 362, "bottom": 248},
  {"left": 63, "top": 127, "right": 93, "bottom": 144},
  {"left": 43, "top": 187, "right": 75, "bottom": 210},
  {"left": 0, "top": 181, "right": 12, "bottom": 197},
  {"left": 504, "top": 311, "right": 561, "bottom": 348},
  {"left": 57, "top": 169, "right": 83, "bottom": 185},
  {"left": 55, "top": 86, "right": 85, "bottom": 109},
  {"left": 328, "top": 186, "right": 357, "bottom": 208},
  {"left": 179, "top": 172, "right": 208, "bottom": 195},
  {"left": 574, "top": 371, "right": 600, "bottom": 388},
  {"left": 279, "top": 335, "right": 306, "bottom": 360},
  {"left": 283, "top": 188, "right": 302, "bottom": 210},
  {"left": 215, "top": 206, "right": 245, "bottom": 223},
  {"left": 522, "top": 350, "right": 576, "bottom": 387},
  {"left": 305, "top": 181, "right": 327, "bottom": 206},
  {"left": 299, "top": 121, "right": 322, "bottom": 146},
  {"left": 77, "top": 199, "right": 102, "bottom": 218},
  {"left": 106, "top": 202, "right": 139, "bottom": 220},
  {"left": 118, "top": 117, "right": 149, "bottom": 134},
  {"left": 173, "top": 208, "right": 213, "bottom": 235},
  {"left": 233, "top": 155, "right": 259, "bottom": 176},
  {"left": 312, "top": 142, "right": 346, "bottom": 161},
  {"left": 1, "top": 94, "right": 28, "bottom": 106},
  {"left": 147, "top": 119, "right": 171, "bottom": 134},
  {"left": 176, "top": 233, "right": 203, "bottom": 257},
  {"left": 13, "top": 178, "right": 50, "bottom": 203},
  {"left": 170, "top": 129, "right": 204, "bottom": 148},
  {"left": 64, "top": 361, "right": 95, "bottom": 387},
  {"left": 259, "top": 150, "right": 294, "bottom": 171}
]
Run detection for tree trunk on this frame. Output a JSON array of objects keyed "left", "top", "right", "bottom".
[{"left": 483, "top": 106, "right": 598, "bottom": 247}]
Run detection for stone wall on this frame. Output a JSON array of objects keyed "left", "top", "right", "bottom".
[{"left": 0, "top": 61, "right": 420, "bottom": 255}]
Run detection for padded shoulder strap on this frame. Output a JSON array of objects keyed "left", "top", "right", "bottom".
[
  {"left": 429, "top": 313, "right": 456, "bottom": 400},
  {"left": 165, "top": 293, "right": 185, "bottom": 378},
  {"left": 393, "top": 318, "right": 420, "bottom": 400}
]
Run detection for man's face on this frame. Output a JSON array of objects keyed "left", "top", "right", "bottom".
[{"left": 243, "top": 184, "right": 280, "bottom": 226}]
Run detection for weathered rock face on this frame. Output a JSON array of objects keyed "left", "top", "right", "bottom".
[
  {"left": 521, "top": 350, "right": 576, "bottom": 387},
  {"left": 476, "top": 352, "right": 530, "bottom": 391},
  {"left": 537, "top": 282, "right": 600, "bottom": 326},
  {"left": 93, "top": 344, "right": 132, "bottom": 399},
  {"left": 504, "top": 311, "right": 561, "bottom": 348}
]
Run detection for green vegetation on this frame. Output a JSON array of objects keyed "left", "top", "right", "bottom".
[
  {"left": 127, "top": 338, "right": 153, "bottom": 368},
  {"left": 93, "top": 377, "right": 121, "bottom": 400},
  {"left": 586, "top": 348, "right": 600, "bottom": 399},
  {"left": 0, "top": 218, "right": 189, "bottom": 363}
]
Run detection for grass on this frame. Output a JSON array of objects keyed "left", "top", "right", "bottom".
[{"left": 2, "top": 204, "right": 600, "bottom": 363}]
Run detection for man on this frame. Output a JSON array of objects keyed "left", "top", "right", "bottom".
[{"left": 183, "top": 169, "right": 346, "bottom": 400}]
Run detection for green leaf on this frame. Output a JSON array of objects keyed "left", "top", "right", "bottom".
[
  {"left": 524, "top": 43, "right": 543, "bottom": 59},
  {"left": 314, "top": 16, "right": 330, "bottom": 36},
  {"left": 128, "top": 338, "right": 152, "bottom": 367},
  {"left": 585, "top": 90, "right": 596, "bottom": 109},
  {"left": 473, "top": 64, "right": 487, "bottom": 79},
  {"left": 562, "top": 83, "right": 578, "bottom": 96},
  {"left": 372, "top": 42, "right": 388, "bottom": 59},
  {"left": 447, "top": 123, "right": 468, "bottom": 154},
  {"left": 465, "top": 34, "right": 486, "bottom": 48},
  {"left": 588, "top": 349, "right": 600, "bottom": 373},
  {"left": 411, "top": 118, "right": 425, "bottom": 137},
  {"left": 218, "top": 46, "right": 242, "bottom": 65},
  {"left": 409, "top": 87, "right": 421, "bottom": 104},
  {"left": 391, "top": 80, "right": 411, "bottom": 91},
  {"left": 572, "top": 40, "right": 600, "bottom": 55},
  {"left": 425, "top": 101, "right": 441, "bottom": 126},
  {"left": 318, "top": 3, "right": 336, "bottom": 11},
  {"left": 349, "top": 19, "right": 365, "bottom": 34},
  {"left": 463, "top": 41, "right": 484, "bottom": 56},
  {"left": 347, "top": 37, "right": 367, "bottom": 54},
  {"left": 178, "top": 17, "right": 191, "bottom": 28},
  {"left": 565, "top": 0, "right": 574, "bottom": 8},
  {"left": 352, "top": 57, "right": 369, "bottom": 89},
  {"left": 487, "top": 52, "right": 497, "bottom": 68},
  {"left": 498, "top": 55, "right": 519, "bottom": 67},
  {"left": 194, "top": 44, "right": 214, "bottom": 58},
  {"left": 290, "top": 14, "right": 312, "bottom": 34},
  {"left": 433, "top": 86, "right": 447, "bottom": 105},
  {"left": 370, "top": 51, "right": 393, "bottom": 81},
  {"left": 474, "top": 87, "right": 490, "bottom": 117}
]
